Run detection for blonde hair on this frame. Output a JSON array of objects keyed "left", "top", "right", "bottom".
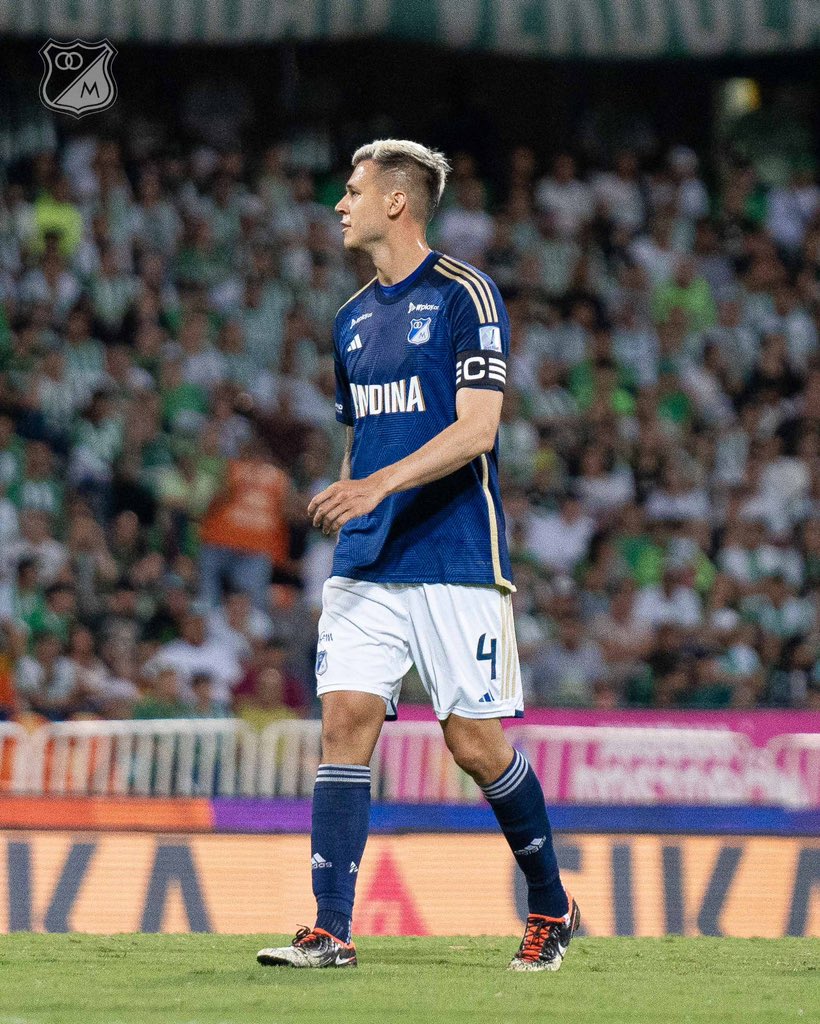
[{"left": 351, "top": 138, "right": 451, "bottom": 223}]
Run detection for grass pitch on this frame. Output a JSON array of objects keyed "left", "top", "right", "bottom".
[{"left": 0, "top": 935, "right": 816, "bottom": 1024}]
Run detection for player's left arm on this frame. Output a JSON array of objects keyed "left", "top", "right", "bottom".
[{"left": 309, "top": 274, "right": 507, "bottom": 535}]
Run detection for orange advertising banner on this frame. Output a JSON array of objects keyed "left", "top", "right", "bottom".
[{"left": 1, "top": 831, "right": 818, "bottom": 938}]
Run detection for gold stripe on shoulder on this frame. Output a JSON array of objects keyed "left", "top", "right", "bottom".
[
  {"left": 437, "top": 256, "right": 492, "bottom": 323},
  {"left": 439, "top": 255, "right": 498, "bottom": 323},
  {"left": 446, "top": 256, "right": 499, "bottom": 323},
  {"left": 434, "top": 262, "right": 487, "bottom": 324},
  {"left": 336, "top": 276, "right": 377, "bottom": 316}
]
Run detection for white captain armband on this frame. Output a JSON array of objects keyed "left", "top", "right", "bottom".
[{"left": 455, "top": 350, "right": 507, "bottom": 391}]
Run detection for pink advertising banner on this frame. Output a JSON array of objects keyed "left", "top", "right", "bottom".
[
  {"left": 397, "top": 707, "right": 820, "bottom": 807},
  {"left": 399, "top": 706, "right": 819, "bottom": 747}
]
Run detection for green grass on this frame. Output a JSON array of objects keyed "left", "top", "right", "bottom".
[{"left": 0, "top": 935, "right": 817, "bottom": 1024}]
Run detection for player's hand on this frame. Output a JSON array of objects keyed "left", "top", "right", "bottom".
[{"left": 307, "top": 476, "right": 386, "bottom": 535}]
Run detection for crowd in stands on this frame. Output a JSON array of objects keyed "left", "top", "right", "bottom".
[{"left": 0, "top": 131, "right": 817, "bottom": 724}]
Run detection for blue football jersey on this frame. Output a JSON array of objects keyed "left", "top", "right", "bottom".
[{"left": 331, "top": 250, "right": 513, "bottom": 590}]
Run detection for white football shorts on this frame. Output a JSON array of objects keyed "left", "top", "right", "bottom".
[{"left": 315, "top": 576, "right": 524, "bottom": 720}]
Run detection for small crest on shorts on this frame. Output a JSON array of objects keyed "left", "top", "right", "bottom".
[
  {"left": 315, "top": 649, "right": 328, "bottom": 676},
  {"left": 407, "top": 317, "right": 432, "bottom": 345}
]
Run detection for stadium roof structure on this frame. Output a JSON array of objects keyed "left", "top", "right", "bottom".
[{"left": 1, "top": 0, "right": 818, "bottom": 59}]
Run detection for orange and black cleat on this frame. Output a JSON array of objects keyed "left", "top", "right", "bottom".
[{"left": 508, "top": 896, "right": 581, "bottom": 972}]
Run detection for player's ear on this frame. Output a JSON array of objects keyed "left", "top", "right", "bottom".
[{"left": 386, "top": 189, "right": 407, "bottom": 219}]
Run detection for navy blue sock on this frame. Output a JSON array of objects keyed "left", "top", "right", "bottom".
[
  {"left": 482, "top": 750, "right": 569, "bottom": 918},
  {"left": 311, "top": 763, "right": 370, "bottom": 943}
]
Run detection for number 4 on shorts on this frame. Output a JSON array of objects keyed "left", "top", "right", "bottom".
[{"left": 476, "top": 633, "right": 497, "bottom": 680}]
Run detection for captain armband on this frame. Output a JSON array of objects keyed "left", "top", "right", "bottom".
[{"left": 455, "top": 350, "right": 507, "bottom": 391}]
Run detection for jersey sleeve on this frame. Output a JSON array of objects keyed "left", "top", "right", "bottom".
[
  {"left": 448, "top": 272, "right": 509, "bottom": 393},
  {"left": 333, "top": 320, "right": 355, "bottom": 425}
]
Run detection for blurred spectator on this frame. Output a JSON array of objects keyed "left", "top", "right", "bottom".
[
  {"left": 633, "top": 561, "right": 703, "bottom": 630},
  {"left": 133, "top": 664, "right": 191, "bottom": 719},
  {"left": 198, "top": 436, "right": 292, "bottom": 610},
  {"left": 234, "top": 637, "right": 309, "bottom": 726},
  {"left": 436, "top": 178, "right": 494, "bottom": 262},
  {"left": 15, "top": 631, "right": 76, "bottom": 720},
  {"left": 148, "top": 609, "right": 242, "bottom": 707},
  {"left": 529, "top": 614, "right": 606, "bottom": 708},
  {"left": 206, "top": 587, "right": 273, "bottom": 660},
  {"left": 189, "top": 671, "right": 231, "bottom": 718},
  {"left": 0, "top": 622, "right": 23, "bottom": 720},
  {"left": 589, "top": 579, "right": 653, "bottom": 685},
  {"left": 524, "top": 492, "right": 596, "bottom": 574},
  {"left": 535, "top": 154, "right": 594, "bottom": 240}
]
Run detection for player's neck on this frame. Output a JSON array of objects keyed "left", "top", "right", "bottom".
[{"left": 369, "top": 235, "right": 431, "bottom": 287}]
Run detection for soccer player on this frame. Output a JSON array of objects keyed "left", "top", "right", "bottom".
[{"left": 257, "top": 140, "right": 579, "bottom": 972}]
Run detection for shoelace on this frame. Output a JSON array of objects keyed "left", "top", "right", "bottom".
[
  {"left": 520, "top": 918, "right": 552, "bottom": 959},
  {"left": 292, "top": 926, "right": 321, "bottom": 947}
]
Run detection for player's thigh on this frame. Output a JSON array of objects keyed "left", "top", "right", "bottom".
[
  {"left": 407, "top": 583, "right": 523, "bottom": 720},
  {"left": 320, "top": 690, "right": 386, "bottom": 765},
  {"left": 315, "top": 576, "right": 412, "bottom": 720}
]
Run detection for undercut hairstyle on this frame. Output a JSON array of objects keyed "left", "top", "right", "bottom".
[{"left": 351, "top": 139, "right": 451, "bottom": 224}]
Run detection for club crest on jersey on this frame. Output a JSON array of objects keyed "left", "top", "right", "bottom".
[
  {"left": 316, "top": 650, "right": 328, "bottom": 675},
  {"left": 407, "top": 317, "right": 432, "bottom": 345}
]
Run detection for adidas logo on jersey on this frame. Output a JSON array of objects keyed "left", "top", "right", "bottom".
[
  {"left": 349, "top": 375, "right": 427, "bottom": 419},
  {"left": 311, "top": 852, "right": 332, "bottom": 869},
  {"left": 350, "top": 312, "right": 373, "bottom": 328},
  {"left": 347, "top": 334, "right": 363, "bottom": 352},
  {"left": 408, "top": 302, "right": 439, "bottom": 313},
  {"left": 513, "top": 836, "right": 546, "bottom": 856}
]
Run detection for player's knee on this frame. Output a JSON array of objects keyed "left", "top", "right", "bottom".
[
  {"left": 448, "top": 741, "right": 494, "bottom": 782},
  {"left": 443, "top": 717, "right": 513, "bottom": 783}
]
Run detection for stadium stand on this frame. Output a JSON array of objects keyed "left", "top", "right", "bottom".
[{"left": 0, "top": 126, "right": 817, "bottom": 732}]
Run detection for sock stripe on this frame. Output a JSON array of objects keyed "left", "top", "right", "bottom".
[
  {"left": 315, "top": 776, "right": 371, "bottom": 784},
  {"left": 481, "top": 750, "right": 528, "bottom": 801},
  {"left": 316, "top": 764, "right": 371, "bottom": 786}
]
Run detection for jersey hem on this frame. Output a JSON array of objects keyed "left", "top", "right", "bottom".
[
  {"left": 329, "top": 571, "right": 515, "bottom": 592},
  {"left": 433, "top": 706, "right": 525, "bottom": 721}
]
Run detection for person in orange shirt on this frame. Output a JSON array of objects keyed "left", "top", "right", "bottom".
[
  {"left": 198, "top": 435, "right": 291, "bottom": 612},
  {"left": 0, "top": 622, "right": 23, "bottom": 721}
]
